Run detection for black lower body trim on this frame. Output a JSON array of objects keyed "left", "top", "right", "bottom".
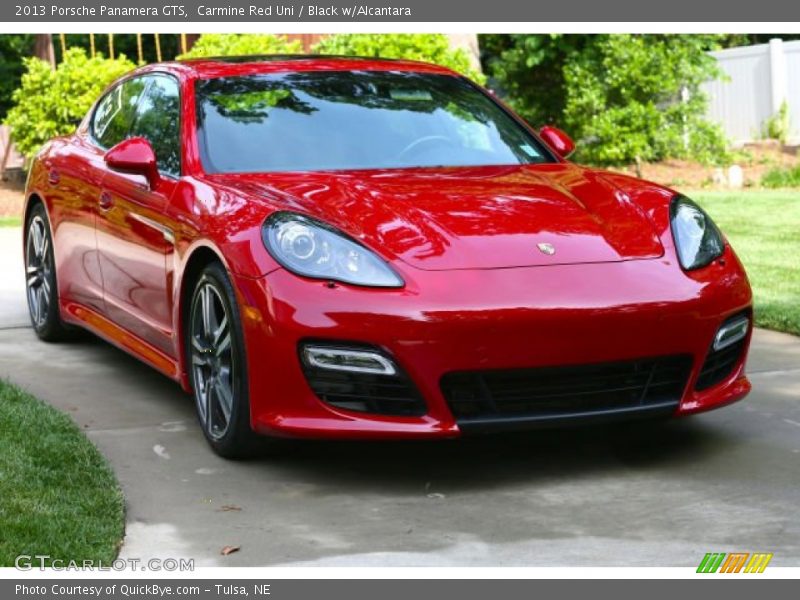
[{"left": 456, "top": 401, "right": 679, "bottom": 434}]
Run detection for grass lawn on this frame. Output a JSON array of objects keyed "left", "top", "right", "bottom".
[
  {"left": 692, "top": 190, "right": 800, "bottom": 336},
  {"left": 0, "top": 216, "right": 21, "bottom": 227},
  {"left": 0, "top": 380, "right": 124, "bottom": 567},
  {"left": 0, "top": 190, "right": 795, "bottom": 335}
]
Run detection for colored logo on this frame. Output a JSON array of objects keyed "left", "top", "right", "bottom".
[{"left": 697, "top": 552, "right": 773, "bottom": 573}]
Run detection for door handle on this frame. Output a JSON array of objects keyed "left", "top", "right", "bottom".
[
  {"left": 48, "top": 169, "right": 60, "bottom": 185},
  {"left": 98, "top": 191, "right": 113, "bottom": 210}
]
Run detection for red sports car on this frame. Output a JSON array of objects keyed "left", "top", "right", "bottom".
[{"left": 23, "top": 56, "right": 753, "bottom": 457}]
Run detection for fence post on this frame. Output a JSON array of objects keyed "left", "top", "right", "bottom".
[{"left": 768, "top": 38, "right": 787, "bottom": 114}]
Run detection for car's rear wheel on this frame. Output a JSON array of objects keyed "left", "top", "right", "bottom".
[
  {"left": 187, "top": 262, "right": 261, "bottom": 458},
  {"left": 25, "top": 204, "right": 71, "bottom": 341}
]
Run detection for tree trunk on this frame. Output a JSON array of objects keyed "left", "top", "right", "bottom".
[{"left": 34, "top": 34, "right": 55, "bottom": 69}]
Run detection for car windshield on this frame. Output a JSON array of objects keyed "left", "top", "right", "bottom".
[{"left": 194, "top": 70, "right": 553, "bottom": 173}]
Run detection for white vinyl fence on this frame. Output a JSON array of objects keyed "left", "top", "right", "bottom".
[{"left": 703, "top": 38, "right": 800, "bottom": 145}]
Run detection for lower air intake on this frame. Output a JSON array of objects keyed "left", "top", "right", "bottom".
[
  {"left": 441, "top": 355, "right": 693, "bottom": 431},
  {"left": 300, "top": 343, "right": 426, "bottom": 417},
  {"left": 696, "top": 312, "right": 750, "bottom": 391}
]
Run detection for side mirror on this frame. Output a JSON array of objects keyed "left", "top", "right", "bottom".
[
  {"left": 539, "top": 126, "right": 575, "bottom": 159},
  {"left": 104, "top": 137, "right": 160, "bottom": 188}
]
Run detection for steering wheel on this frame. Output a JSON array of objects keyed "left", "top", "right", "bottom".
[{"left": 398, "top": 135, "right": 455, "bottom": 159}]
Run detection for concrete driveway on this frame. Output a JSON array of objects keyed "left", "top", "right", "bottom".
[{"left": 1, "top": 225, "right": 799, "bottom": 567}]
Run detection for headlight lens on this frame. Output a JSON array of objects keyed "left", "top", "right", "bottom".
[
  {"left": 263, "top": 212, "right": 404, "bottom": 288},
  {"left": 670, "top": 195, "right": 724, "bottom": 270}
]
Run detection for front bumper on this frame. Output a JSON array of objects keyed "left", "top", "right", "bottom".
[{"left": 233, "top": 247, "right": 752, "bottom": 440}]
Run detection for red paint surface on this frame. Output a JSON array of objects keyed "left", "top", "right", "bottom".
[{"left": 24, "top": 57, "right": 753, "bottom": 439}]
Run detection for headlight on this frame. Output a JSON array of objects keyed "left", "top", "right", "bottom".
[
  {"left": 262, "top": 212, "right": 404, "bottom": 288},
  {"left": 670, "top": 195, "right": 724, "bottom": 270}
]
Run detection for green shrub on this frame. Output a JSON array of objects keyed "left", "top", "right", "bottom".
[
  {"left": 177, "top": 34, "right": 302, "bottom": 59},
  {"left": 563, "top": 35, "right": 727, "bottom": 166},
  {"left": 180, "top": 33, "right": 485, "bottom": 83},
  {"left": 481, "top": 34, "right": 727, "bottom": 166},
  {"left": 761, "top": 165, "right": 800, "bottom": 188},
  {"left": 5, "top": 48, "right": 134, "bottom": 159},
  {"left": 313, "top": 34, "right": 485, "bottom": 83},
  {"left": 761, "top": 101, "right": 791, "bottom": 145}
]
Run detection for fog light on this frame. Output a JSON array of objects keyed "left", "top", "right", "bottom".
[
  {"left": 713, "top": 315, "right": 750, "bottom": 352},
  {"left": 302, "top": 345, "right": 397, "bottom": 375}
]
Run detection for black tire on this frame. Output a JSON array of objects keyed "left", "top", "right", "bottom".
[
  {"left": 186, "top": 262, "right": 262, "bottom": 459},
  {"left": 24, "top": 203, "right": 72, "bottom": 342}
]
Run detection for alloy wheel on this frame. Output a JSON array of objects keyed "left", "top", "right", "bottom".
[
  {"left": 190, "top": 281, "right": 235, "bottom": 440},
  {"left": 25, "top": 215, "right": 53, "bottom": 329}
]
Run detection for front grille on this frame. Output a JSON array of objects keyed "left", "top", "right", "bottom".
[
  {"left": 441, "top": 355, "right": 693, "bottom": 430},
  {"left": 300, "top": 347, "right": 426, "bottom": 417}
]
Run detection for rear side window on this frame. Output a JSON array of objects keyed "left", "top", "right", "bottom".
[
  {"left": 92, "top": 77, "right": 147, "bottom": 148},
  {"left": 129, "top": 75, "right": 181, "bottom": 177}
]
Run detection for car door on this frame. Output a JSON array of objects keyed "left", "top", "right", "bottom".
[
  {"left": 95, "top": 74, "right": 181, "bottom": 357},
  {"left": 49, "top": 79, "right": 142, "bottom": 314}
]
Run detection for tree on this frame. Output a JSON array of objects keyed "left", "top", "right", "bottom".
[
  {"left": 479, "top": 34, "right": 586, "bottom": 126},
  {"left": 51, "top": 34, "right": 181, "bottom": 65},
  {"left": 0, "top": 35, "right": 34, "bottom": 120}
]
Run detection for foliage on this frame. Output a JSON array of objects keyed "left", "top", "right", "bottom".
[
  {"left": 2, "top": 35, "right": 179, "bottom": 120},
  {"left": 177, "top": 34, "right": 302, "bottom": 59},
  {"left": 0, "top": 379, "right": 124, "bottom": 566},
  {"left": 313, "top": 34, "right": 485, "bottom": 83},
  {"left": 0, "top": 35, "right": 34, "bottom": 120},
  {"left": 563, "top": 35, "right": 727, "bottom": 165},
  {"left": 55, "top": 34, "right": 181, "bottom": 65},
  {"left": 178, "top": 33, "right": 484, "bottom": 82},
  {"left": 4, "top": 48, "right": 134, "bottom": 159},
  {"left": 761, "top": 164, "right": 800, "bottom": 188},
  {"left": 694, "top": 191, "right": 800, "bottom": 336},
  {"left": 480, "top": 34, "right": 587, "bottom": 125},
  {"left": 209, "top": 89, "right": 293, "bottom": 121},
  {"left": 481, "top": 34, "right": 728, "bottom": 166},
  {"left": 761, "top": 101, "right": 791, "bottom": 145}
]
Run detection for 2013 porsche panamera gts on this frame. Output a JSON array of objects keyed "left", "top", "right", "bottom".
[{"left": 23, "top": 55, "right": 753, "bottom": 457}]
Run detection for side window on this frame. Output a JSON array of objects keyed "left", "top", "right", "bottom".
[
  {"left": 92, "top": 77, "right": 147, "bottom": 148},
  {"left": 130, "top": 75, "right": 181, "bottom": 177}
]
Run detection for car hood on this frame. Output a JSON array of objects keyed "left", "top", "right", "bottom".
[{"left": 209, "top": 163, "right": 664, "bottom": 271}]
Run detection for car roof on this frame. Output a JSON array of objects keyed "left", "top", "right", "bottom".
[{"left": 138, "top": 54, "right": 461, "bottom": 80}]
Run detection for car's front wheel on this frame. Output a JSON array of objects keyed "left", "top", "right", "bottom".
[
  {"left": 187, "top": 262, "right": 261, "bottom": 458},
  {"left": 25, "top": 204, "right": 71, "bottom": 341}
]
